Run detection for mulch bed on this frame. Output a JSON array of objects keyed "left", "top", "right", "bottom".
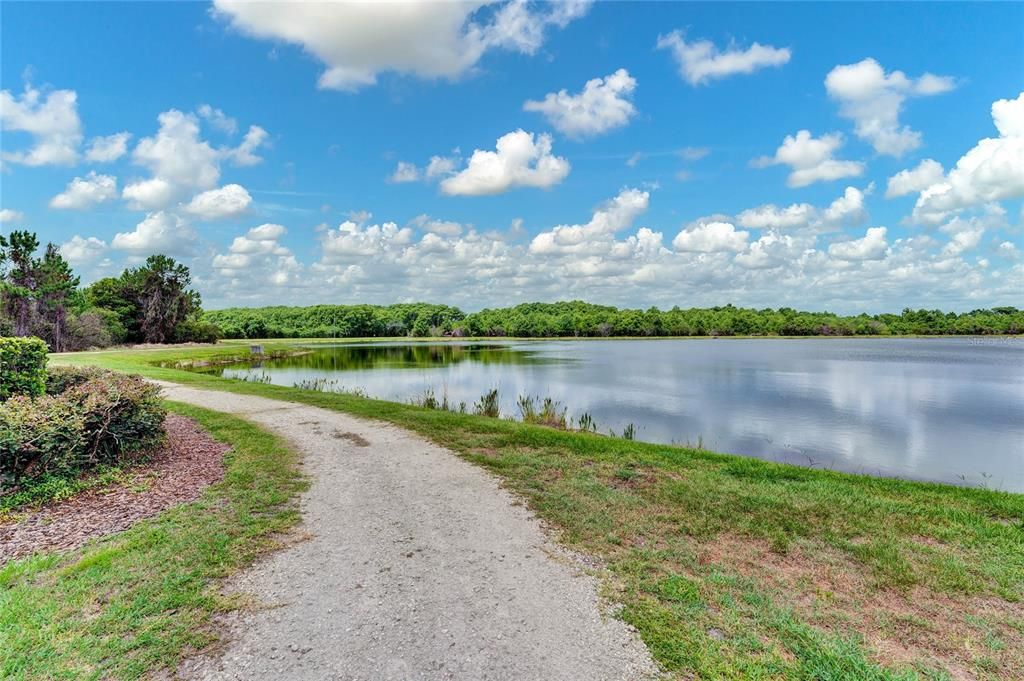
[{"left": 0, "top": 414, "right": 230, "bottom": 563}]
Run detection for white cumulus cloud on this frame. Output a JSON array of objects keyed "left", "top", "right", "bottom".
[
  {"left": 49, "top": 171, "right": 119, "bottom": 210},
  {"left": 529, "top": 188, "right": 650, "bottom": 255},
  {"left": 122, "top": 178, "right": 177, "bottom": 211},
  {"left": 411, "top": 215, "right": 464, "bottom": 237},
  {"left": 672, "top": 220, "right": 749, "bottom": 253},
  {"left": 0, "top": 82, "right": 82, "bottom": 166},
  {"left": 124, "top": 110, "right": 220, "bottom": 207},
  {"left": 825, "top": 58, "right": 955, "bottom": 157},
  {"left": 821, "top": 185, "right": 871, "bottom": 227},
  {"left": 753, "top": 130, "right": 864, "bottom": 188},
  {"left": 84, "top": 132, "right": 132, "bottom": 163},
  {"left": 441, "top": 129, "right": 570, "bottom": 196},
  {"left": 123, "top": 109, "right": 267, "bottom": 209},
  {"left": 112, "top": 211, "right": 196, "bottom": 254},
  {"left": 183, "top": 183, "right": 253, "bottom": 220},
  {"left": 736, "top": 185, "right": 870, "bottom": 232},
  {"left": 735, "top": 231, "right": 803, "bottom": 270},
  {"left": 60, "top": 235, "right": 108, "bottom": 265},
  {"left": 198, "top": 104, "right": 238, "bottom": 134},
  {"left": 885, "top": 159, "right": 944, "bottom": 198},
  {"left": 828, "top": 226, "right": 889, "bottom": 261},
  {"left": 997, "top": 241, "right": 1019, "bottom": 259},
  {"left": 212, "top": 0, "right": 590, "bottom": 91},
  {"left": 227, "top": 125, "right": 269, "bottom": 166},
  {"left": 736, "top": 202, "right": 816, "bottom": 230},
  {"left": 213, "top": 223, "right": 301, "bottom": 288},
  {"left": 389, "top": 161, "right": 421, "bottom": 183},
  {"left": 912, "top": 92, "right": 1024, "bottom": 224},
  {"left": 0, "top": 208, "right": 25, "bottom": 223},
  {"left": 321, "top": 220, "right": 414, "bottom": 257},
  {"left": 656, "top": 31, "right": 790, "bottom": 85},
  {"left": 523, "top": 68, "right": 637, "bottom": 138},
  {"left": 426, "top": 155, "right": 459, "bottom": 178}
]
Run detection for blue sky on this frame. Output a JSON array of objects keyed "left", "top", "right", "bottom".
[{"left": 1, "top": 1, "right": 1022, "bottom": 312}]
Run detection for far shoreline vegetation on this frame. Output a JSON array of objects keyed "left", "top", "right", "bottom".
[
  {"left": 203, "top": 301, "right": 1024, "bottom": 341},
  {"left": 1, "top": 230, "right": 1021, "bottom": 352}
]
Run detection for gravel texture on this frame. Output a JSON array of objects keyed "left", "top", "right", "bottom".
[
  {"left": 0, "top": 414, "right": 228, "bottom": 563},
  {"left": 156, "top": 382, "right": 659, "bottom": 681}
]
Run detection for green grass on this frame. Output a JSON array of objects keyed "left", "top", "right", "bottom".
[
  {"left": 0, "top": 401, "right": 306, "bottom": 680},
  {"left": 47, "top": 344, "right": 1024, "bottom": 679},
  {"left": 0, "top": 467, "right": 136, "bottom": 518}
]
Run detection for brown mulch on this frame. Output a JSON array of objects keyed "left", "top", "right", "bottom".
[{"left": 0, "top": 414, "right": 230, "bottom": 563}]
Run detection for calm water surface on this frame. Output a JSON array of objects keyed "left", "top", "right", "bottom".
[{"left": 202, "top": 338, "right": 1024, "bottom": 491}]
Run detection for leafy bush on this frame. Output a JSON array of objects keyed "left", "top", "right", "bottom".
[
  {"left": 0, "top": 396, "right": 84, "bottom": 486},
  {"left": 0, "top": 369, "right": 165, "bottom": 491},
  {"left": 44, "top": 365, "right": 108, "bottom": 395},
  {"left": 0, "top": 336, "right": 49, "bottom": 400}
]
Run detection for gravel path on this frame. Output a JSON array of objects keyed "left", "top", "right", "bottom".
[{"left": 158, "top": 382, "right": 658, "bottom": 681}]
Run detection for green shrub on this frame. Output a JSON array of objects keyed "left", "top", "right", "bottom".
[
  {"left": 71, "top": 373, "right": 166, "bottom": 464},
  {"left": 0, "top": 336, "right": 49, "bottom": 400},
  {"left": 0, "top": 369, "right": 165, "bottom": 491},
  {"left": 44, "top": 365, "right": 108, "bottom": 395},
  {"left": 0, "top": 395, "right": 85, "bottom": 485}
]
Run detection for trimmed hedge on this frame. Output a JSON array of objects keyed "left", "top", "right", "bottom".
[
  {"left": 0, "top": 336, "right": 49, "bottom": 400},
  {"left": 0, "top": 368, "right": 166, "bottom": 491}
]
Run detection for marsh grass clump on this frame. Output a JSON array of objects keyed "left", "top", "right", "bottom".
[
  {"left": 575, "top": 412, "right": 597, "bottom": 433},
  {"left": 238, "top": 371, "right": 272, "bottom": 384},
  {"left": 518, "top": 395, "right": 568, "bottom": 429},
  {"left": 294, "top": 377, "right": 333, "bottom": 391},
  {"left": 517, "top": 395, "right": 537, "bottom": 421},
  {"left": 417, "top": 388, "right": 439, "bottom": 410},
  {"left": 474, "top": 388, "right": 500, "bottom": 418},
  {"left": 293, "top": 378, "right": 367, "bottom": 398}
]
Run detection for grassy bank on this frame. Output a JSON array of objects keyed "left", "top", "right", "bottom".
[
  {"left": 0, "top": 401, "right": 306, "bottom": 680},
  {"left": 50, "top": 345, "right": 1024, "bottom": 680}
]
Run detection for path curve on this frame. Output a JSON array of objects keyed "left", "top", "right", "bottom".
[{"left": 158, "top": 382, "right": 658, "bottom": 681}]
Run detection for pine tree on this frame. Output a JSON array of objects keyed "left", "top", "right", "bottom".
[
  {"left": 0, "top": 231, "right": 40, "bottom": 337},
  {"left": 37, "top": 244, "right": 80, "bottom": 352}
]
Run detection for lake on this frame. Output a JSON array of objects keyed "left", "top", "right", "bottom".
[{"left": 200, "top": 338, "right": 1024, "bottom": 492}]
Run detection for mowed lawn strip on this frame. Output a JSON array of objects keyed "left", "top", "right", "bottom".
[
  {"left": 0, "top": 402, "right": 306, "bottom": 680},
  {"left": 51, "top": 346, "right": 1024, "bottom": 680}
]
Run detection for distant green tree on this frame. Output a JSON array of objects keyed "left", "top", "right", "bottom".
[
  {"left": 82, "top": 255, "right": 205, "bottom": 344},
  {"left": 0, "top": 230, "right": 40, "bottom": 336},
  {"left": 136, "top": 255, "right": 198, "bottom": 343},
  {"left": 85, "top": 274, "right": 144, "bottom": 341},
  {"left": 36, "top": 244, "right": 80, "bottom": 352}
]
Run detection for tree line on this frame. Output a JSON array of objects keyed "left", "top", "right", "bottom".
[
  {"left": 0, "top": 230, "right": 216, "bottom": 351},
  {"left": 204, "top": 301, "right": 1024, "bottom": 339},
  {"left": 3, "top": 228, "right": 1020, "bottom": 349}
]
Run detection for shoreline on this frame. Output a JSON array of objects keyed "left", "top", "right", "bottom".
[{"left": 49, "top": 344, "right": 1023, "bottom": 499}]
